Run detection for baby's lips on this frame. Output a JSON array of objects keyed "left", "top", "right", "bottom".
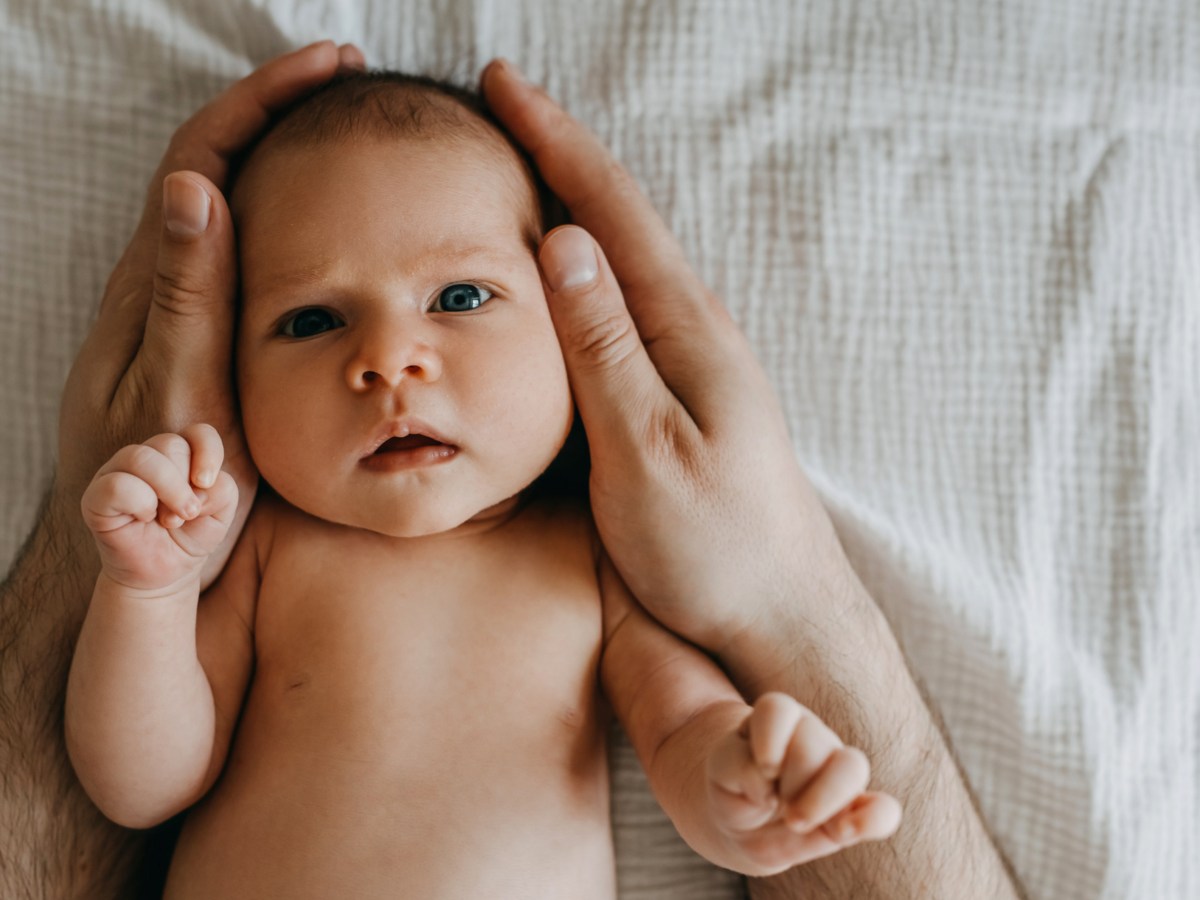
[{"left": 362, "top": 415, "right": 458, "bottom": 458}]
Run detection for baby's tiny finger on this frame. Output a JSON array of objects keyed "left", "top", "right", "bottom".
[
  {"left": 103, "top": 442, "right": 200, "bottom": 520},
  {"left": 777, "top": 712, "right": 844, "bottom": 803},
  {"left": 708, "top": 728, "right": 774, "bottom": 807},
  {"left": 82, "top": 470, "right": 162, "bottom": 530},
  {"left": 709, "top": 779, "right": 780, "bottom": 833},
  {"left": 820, "top": 791, "right": 902, "bottom": 845},
  {"left": 178, "top": 422, "right": 224, "bottom": 488},
  {"left": 140, "top": 432, "right": 203, "bottom": 513},
  {"left": 786, "top": 746, "right": 870, "bottom": 832},
  {"left": 746, "top": 692, "right": 805, "bottom": 780}
]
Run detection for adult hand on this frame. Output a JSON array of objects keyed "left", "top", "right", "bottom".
[
  {"left": 481, "top": 60, "right": 855, "bottom": 668},
  {"left": 56, "top": 40, "right": 366, "bottom": 592},
  {"left": 481, "top": 59, "right": 1027, "bottom": 900}
]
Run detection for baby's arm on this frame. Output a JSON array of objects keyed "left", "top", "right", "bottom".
[
  {"left": 64, "top": 425, "right": 254, "bottom": 829},
  {"left": 598, "top": 552, "right": 901, "bottom": 876}
]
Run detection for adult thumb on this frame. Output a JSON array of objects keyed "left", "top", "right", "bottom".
[
  {"left": 539, "top": 225, "right": 668, "bottom": 451},
  {"left": 141, "top": 171, "right": 238, "bottom": 393}
]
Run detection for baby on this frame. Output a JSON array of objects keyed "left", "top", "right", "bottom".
[{"left": 65, "top": 71, "right": 899, "bottom": 897}]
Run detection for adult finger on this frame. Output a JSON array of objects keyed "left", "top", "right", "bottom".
[
  {"left": 104, "top": 39, "right": 353, "bottom": 324},
  {"left": 88, "top": 40, "right": 357, "bottom": 389},
  {"left": 486, "top": 59, "right": 762, "bottom": 435},
  {"left": 155, "top": 39, "right": 352, "bottom": 199},
  {"left": 132, "top": 170, "right": 239, "bottom": 409},
  {"left": 336, "top": 43, "right": 366, "bottom": 73},
  {"left": 481, "top": 59, "right": 696, "bottom": 298},
  {"left": 538, "top": 225, "right": 689, "bottom": 446}
]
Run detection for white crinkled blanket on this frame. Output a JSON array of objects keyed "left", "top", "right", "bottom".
[{"left": 2, "top": 1, "right": 1197, "bottom": 898}]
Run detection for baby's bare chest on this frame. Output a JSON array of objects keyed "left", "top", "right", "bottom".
[
  {"left": 242, "top": 505, "right": 606, "bottom": 766},
  {"left": 166, "top": 504, "right": 617, "bottom": 898}
]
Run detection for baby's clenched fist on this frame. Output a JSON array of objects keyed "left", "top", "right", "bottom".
[
  {"left": 705, "top": 691, "right": 902, "bottom": 875},
  {"left": 80, "top": 423, "right": 237, "bottom": 593}
]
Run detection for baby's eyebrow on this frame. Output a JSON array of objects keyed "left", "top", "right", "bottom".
[
  {"left": 416, "top": 242, "right": 523, "bottom": 271},
  {"left": 249, "top": 244, "right": 525, "bottom": 304}
]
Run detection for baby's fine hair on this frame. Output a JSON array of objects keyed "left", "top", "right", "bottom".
[{"left": 231, "top": 68, "right": 563, "bottom": 235}]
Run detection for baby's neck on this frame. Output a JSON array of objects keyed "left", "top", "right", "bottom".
[{"left": 264, "top": 483, "right": 533, "bottom": 544}]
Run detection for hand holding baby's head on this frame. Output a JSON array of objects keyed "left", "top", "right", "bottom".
[{"left": 228, "top": 72, "right": 581, "bottom": 540}]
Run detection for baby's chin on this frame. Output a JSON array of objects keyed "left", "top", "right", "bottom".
[{"left": 270, "top": 480, "right": 526, "bottom": 540}]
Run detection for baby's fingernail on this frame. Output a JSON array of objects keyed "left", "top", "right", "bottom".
[
  {"left": 196, "top": 469, "right": 215, "bottom": 488},
  {"left": 787, "top": 816, "right": 810, "bottom": 833},
  {"left": 165, "top": 513, "right": 183, "bottom": 528},
  {"left": 184, "top": 500, "right": 200, "bottom": 518},
  {"left": 830, "top": 819, "right": 855, "bottom": 843}
]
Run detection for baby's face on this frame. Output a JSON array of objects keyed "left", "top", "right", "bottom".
[{"left": 232, "top": 135, "right": 573, "bottom": 538}]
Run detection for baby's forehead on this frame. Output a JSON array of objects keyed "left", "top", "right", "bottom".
[{"left": 230, "top": 89, "right": 544, "bottom": 238}]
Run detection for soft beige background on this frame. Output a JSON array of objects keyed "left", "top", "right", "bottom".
[{"left": 3, "top": 1, "right": 1198, "bottom": 897}]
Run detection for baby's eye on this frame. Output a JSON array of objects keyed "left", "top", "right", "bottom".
[
  {"left": 434, "top": 283, "right": 493, "bottom": 312},
  {"left": 280, "top": 308, "right": 341, "bottom": 338}
]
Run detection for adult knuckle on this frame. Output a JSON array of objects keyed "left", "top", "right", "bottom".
[
  {"left": 573, "top": 312, "right": 637, "bottom": 367},
  {"left": 643, "top": 409, "right": 712, "bottom": 486},
  {"left": 152, "top": 266, "right": 208, "bottom": 311}
]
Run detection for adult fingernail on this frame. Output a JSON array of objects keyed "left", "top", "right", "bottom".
[
  {"left": 337, "top": 43, "right": 366, "bottom": 71},
  {"left": 542, "top": 227, "right": 598, "bottom": 292},
  {"left": 163, "top": 174, "right": 210, "bottom": 236},
  {"left": 491, "top": 58, "right": 526, "bottom": 84}
]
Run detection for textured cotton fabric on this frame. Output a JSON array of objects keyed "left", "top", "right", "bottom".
[{"left": 2, "top": 2, "right": 1197, "bottom": 898}]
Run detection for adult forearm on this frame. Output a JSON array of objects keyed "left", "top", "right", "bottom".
[
  {"left": 724, "top": 569, "right": 1027, "bottom": 900},
  {"left": 0, "top": 487, "right": 142, "bottom": 898}
]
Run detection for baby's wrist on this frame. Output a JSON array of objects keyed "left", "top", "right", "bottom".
[{"left": 96, "top": 567, "right": 202, "bottom": 603}]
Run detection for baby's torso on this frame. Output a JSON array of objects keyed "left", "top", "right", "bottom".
[{"left": 164, "top": 491, "right": 616, "bottom": 899}]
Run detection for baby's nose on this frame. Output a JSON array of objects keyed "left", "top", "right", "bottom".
[{"left": 346, "top": 334, "right": 443, "bottom": 388}]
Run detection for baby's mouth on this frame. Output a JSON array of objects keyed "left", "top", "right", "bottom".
[{"left": 373, "top": 435, "right": 446, "bottom": 453}]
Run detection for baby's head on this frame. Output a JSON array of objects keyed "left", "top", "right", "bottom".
[{"left": 229, "top": 71, "right": 581, "bottom": 539}]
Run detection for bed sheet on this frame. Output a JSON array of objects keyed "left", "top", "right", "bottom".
[{"left": 2, "top": 1, "right": 1197, "bottom": 897}]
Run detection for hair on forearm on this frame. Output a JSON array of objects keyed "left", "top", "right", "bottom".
[{"left": 0, "top": 483, "right": 146, "bottom": 898}]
